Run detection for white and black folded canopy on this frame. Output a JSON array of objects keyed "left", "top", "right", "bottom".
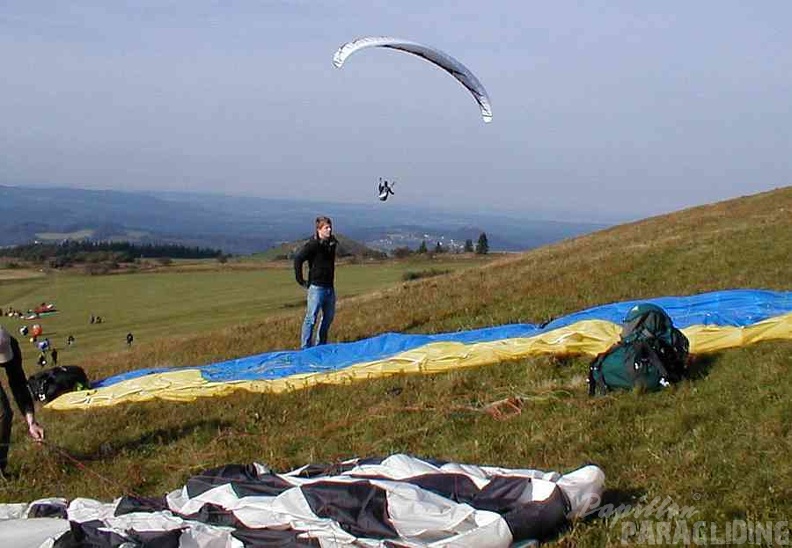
[{"left": 0, "top": 454, "right": 604, "bottom": 547}]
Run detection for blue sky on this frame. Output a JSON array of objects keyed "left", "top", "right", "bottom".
[{"left": 1, "top": 1, "right": 790, "bottom": 222}]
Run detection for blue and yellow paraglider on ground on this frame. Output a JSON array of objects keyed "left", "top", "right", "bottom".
[{"left": 48, "top": 289, "right": 792, "bottom": 410}]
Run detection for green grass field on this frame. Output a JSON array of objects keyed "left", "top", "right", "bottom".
[
  {"left": 0, "top": 255, "right": 494, "bottom": 371},
  {"left": 1, "top": 187, "right": 791, "bottom": 546}
]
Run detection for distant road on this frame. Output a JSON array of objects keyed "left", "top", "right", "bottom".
[{"left": 0, "top": 269, "right": 46, "bottom": 281}]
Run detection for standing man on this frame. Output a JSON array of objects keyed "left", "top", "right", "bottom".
[
  {"left": 0, "top": 326, "right": 45, "bottom": 477},
  {"left": 293, "top": 216, "right": 338, "bottom": 349}
]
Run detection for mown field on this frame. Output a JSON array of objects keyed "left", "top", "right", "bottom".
[
  {"left": 0, "top": 255, "right": 492, "bottom": 373},
  {"left": 1, "top": 186, "right": 792, "bottom": 546}
]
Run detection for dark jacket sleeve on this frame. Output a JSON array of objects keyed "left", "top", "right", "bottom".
[
  {"left": 4, "top": 338, "right": 35, "bottom": 416},
  {"left": 293, "top": 240, "right": 315, "bottom": 287}
]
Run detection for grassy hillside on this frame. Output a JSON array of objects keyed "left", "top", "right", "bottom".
[
  {"left": 4, "top": 186, "right": 792, "bottom": 545},
  {"left": 0, "top": 255, "right": 493, "bottom": 374}
]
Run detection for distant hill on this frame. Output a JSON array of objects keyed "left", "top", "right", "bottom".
[
  {"left": 0, "top": 185, "right": 608, "bottom": 255},
  {"left": 255, "top": 234, "right": 387, "bottom": 261}
]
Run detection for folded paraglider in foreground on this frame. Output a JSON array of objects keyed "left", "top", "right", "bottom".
[{"left": 0, "top": 454, "right": 604, "bottom": 547}]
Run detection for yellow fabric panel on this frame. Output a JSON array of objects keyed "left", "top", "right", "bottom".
[
  {"left": 47, "top": 314, "right": 792, "bottom": 411},
  {"left": 260, "top": 319, "right": 621, "bottom": 386},
  {"left": 685, "top": 311, "right": 792, "bottom": 354},
  {"left": 47, "top": 370, "right": 244, "bottom": 410}
]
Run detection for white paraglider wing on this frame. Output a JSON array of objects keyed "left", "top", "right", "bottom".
[{"left": 333, "top": 36, "right": 492, "bottom": 123}]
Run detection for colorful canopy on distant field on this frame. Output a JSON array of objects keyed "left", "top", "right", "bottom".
[{"left": 47, "top": 289, "right": 792, "bottom": 410}]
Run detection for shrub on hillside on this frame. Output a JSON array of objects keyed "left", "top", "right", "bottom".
[{"left": 402, "top": 268, "right": 451, "bottom": 281}]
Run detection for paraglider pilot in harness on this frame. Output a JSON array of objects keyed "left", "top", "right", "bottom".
[
  {"left": 377, "top": 178, "right": 395, "bottom": 201},
  {"left": 0, "top": 326, "right": 45, "bottom": 476}
]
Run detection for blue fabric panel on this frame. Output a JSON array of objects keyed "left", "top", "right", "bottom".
[
  {"left": 94, "top": 289, "right": 792, "bottom": 388},
  {"left": 543, "top": 289, "right": 792, "bottom": 330},
  {"left": 94, "top": 324, "right": 541, "bottom": 387}
]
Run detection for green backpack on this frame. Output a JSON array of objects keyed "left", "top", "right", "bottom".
[{"left": 588, "top": 303, "right": 689, "bottom": 395}]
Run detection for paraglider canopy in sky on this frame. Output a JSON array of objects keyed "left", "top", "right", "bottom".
[{"left": 333, "top": 36, "right": 493, "bottom": 123}]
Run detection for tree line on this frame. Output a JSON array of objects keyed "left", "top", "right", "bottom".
[
  {"left": 0, "top": 240, "right": 224, "bottom": 268},
  {"left": 392, "top": 232, "right": 489, "bottom": 258}
]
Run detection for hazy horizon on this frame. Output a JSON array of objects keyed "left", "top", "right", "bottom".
[{"left": 2, "top": 2, "right": 790, "bottom": 221}]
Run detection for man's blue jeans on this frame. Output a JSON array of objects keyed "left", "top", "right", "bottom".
[{"left": 301, "top": 285, "right": 336, "bottom": 349}]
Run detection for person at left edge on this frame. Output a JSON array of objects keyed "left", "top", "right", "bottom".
[
  {"left": 0, "top": 325, "right": 45, "bottom": 476},
  {"left": 293, "top": 216, "right": 338, "bottom": 349}
]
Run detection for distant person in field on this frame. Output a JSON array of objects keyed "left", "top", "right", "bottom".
[
  {"left": 0, "top": 325, "right": 45, "bottom": 477},
  {"left": 126, "top": 332, "right": 134, "bottom": 347},
  {"left": 293, "top": 216, "right": 338, "bottom": 349},
  {"left": 50, "top": 348, "right": 58, "bottom": 366}
]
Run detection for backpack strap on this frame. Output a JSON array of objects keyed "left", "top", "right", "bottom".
[
  {"left": 587, "top": 364, "right": 596, "bottom": 396},
  {"left": 588, "top": 354, "right": 609, "bottom": 396},
  {"left": 634, "top": 339, "right": 672, "bottom": 386}
]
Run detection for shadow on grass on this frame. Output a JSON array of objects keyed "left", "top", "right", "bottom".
[
  {"left": 48, "top": 418, "right": 234, "bottom": 462},
  {"left": 685, "top": 353, "right": 719, "bottom": 381},
  {"left": 548, "top": 487, "right": 647, "bottom": 544}
]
